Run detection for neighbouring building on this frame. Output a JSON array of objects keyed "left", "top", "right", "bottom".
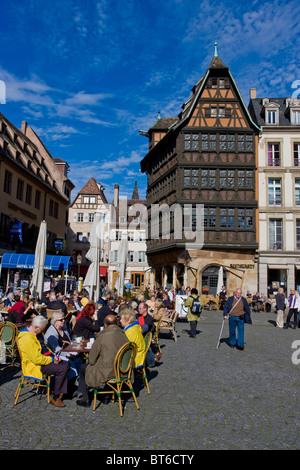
[
  {"left": 140, "top": 47, "right": 260, "bottom": 296},
  {"left": 67, "top": 177, "right": 110, "bottom": 282},
  {"left": 108, "top": 182, "right": 153, "bottom": 292},
  {"left": 248, "top": 92, "right": 300, "bottom": 295},
  {"left": 0, "top": 112, "right": 74, "bottom": 255}
]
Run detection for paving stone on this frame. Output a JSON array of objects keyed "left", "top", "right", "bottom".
[{"left": 0, "top": 310, "right": 299, "bottom": 450}]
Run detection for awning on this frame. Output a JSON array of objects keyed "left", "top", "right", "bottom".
[{"left": 1, "top": 253, "right": 74, "bottom": 271}]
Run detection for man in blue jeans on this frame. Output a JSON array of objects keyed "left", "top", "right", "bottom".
[{"left": 223, "top": 288, "right": 252, "bottom": 350}]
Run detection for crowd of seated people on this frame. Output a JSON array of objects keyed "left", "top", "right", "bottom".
[{"left": 1, "top": 285, "right": 177, "bottom": 408}]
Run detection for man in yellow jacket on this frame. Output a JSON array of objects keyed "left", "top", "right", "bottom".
[{"left": 18, "top": 315, "right": 69, "bottom": 407}]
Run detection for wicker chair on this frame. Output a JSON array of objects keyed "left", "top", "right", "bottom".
[
  {"left": 93, "top": 342, "right": 140, "bottom": 416},
  {"left": 158, "top": 311, "right": 179, "bottom": 342},
  {"left": 135, "top": 331, "right": 152, "bottom": 394},
  {"left": 14, "top": 338, "right": 51, "bottom": 405},
  {"left": 152, "top": 316, "right": 162, "bottom": 353},
  {"left": 0, "top": 321, "right": 18, "bottom": 366}
]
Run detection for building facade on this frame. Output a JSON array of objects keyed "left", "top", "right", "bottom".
[
  {"left": 0, "top": 112, "right": 73, "bottom": 255},
  {"left": 140, "top": 50, "right": 260, "bottom": 296},
  {"left": 108, "top": 182, "right": 153, "bottom": 292},
  {"left": 67, "top": 177, "right": 110, "bottom": 280},
  {"left": 248, "top": 92, "right": 300, "bottom": 295}
]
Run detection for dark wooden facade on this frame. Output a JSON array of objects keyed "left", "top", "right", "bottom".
[{"left": 140, "top": 53, "right": 260, "bottom": 291}]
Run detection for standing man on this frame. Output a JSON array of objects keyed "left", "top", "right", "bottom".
[
  {"left": 184, "top": 288, "right": 204, "bottom": 338},
  {"left": 223, "top": 288, "right": 252, "bottom": 350}
]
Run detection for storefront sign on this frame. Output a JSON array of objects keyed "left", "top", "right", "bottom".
[{"left": 230, "top": 264, "right": 255, "bottom": 269}]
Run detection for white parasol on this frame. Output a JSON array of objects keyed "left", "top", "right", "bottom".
[
  {"left": 83, "top": 212, "right": 103, "bottom": 302},
  {"left": 115, "top": 231, "right": 128, "bottom": 297},
  {"left": 30, "top": 220, "right": 47, "bottom": 301},
  {"left": 216, "top": 265, "right": 224, "bottom": 297}
]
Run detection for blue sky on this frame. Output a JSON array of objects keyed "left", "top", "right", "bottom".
[{"left": 0, "top": 0, "right": 299, "bottom": 203}]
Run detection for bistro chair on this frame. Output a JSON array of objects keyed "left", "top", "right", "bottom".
[
  {"left": 14, "top": 338, "right": 51, "bottom": 405},
  {"left": 93, "top": 342, "right": 140, "bottom": 416},
  {"left": 0, "top": 321, "right": 18, "bottom": 366},
  {"left": 46, "top": 309, "right": 59, "bottom": 320},
  {"left": 134, "top": 331, "right": 152, "bottom": 394},
  {"left": 159, "top": 311, "right": 179, "bottom": 342},
  {"left": 152, "top": 316, "right": 162, "bottom": 354}
]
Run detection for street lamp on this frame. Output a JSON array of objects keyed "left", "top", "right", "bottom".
[{"left": 77, "top": 253, "right": 82, "bottom": 279}]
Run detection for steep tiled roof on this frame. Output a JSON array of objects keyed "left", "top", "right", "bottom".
[
  {"left": 78, "top": 177, "right": 106, "bottom": 198},
  {"left": 248, "top": 97, "right": 298, "bottom": 127}
]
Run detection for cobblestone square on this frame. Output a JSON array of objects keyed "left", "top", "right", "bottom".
[{"left": 0, "top": 310, "right": 299, "bottom": 451}]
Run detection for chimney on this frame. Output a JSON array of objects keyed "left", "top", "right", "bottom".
[
  {"left": 113, "top": 184, "right": 119, "bottom": 207},
  {"left": 250, "top": 88, "right": 257, "bottom": 99},
  {"left": 21, "top": 121, "right": 27, "bottom": 134}
]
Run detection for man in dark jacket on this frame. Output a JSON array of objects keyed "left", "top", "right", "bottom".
[
  {"left": 76, "top": 314, "right": 129, "bottom": 407},
  {"left": 47, "top": 292, "right": 67, "bottom": 315},
  {"left": 223, "top": 288, "right": 251, "bottom": 350},
  {"left": 96, "top": 300, "right": 116, "bottom": 326}
]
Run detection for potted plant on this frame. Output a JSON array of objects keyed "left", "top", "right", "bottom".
[{"left": 202, "top": 285, "right": 209, "bottom": 294}]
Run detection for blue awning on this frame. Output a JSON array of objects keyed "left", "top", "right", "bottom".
[{"left": 1, "top": 253, "right": 74, "bottom": 271}]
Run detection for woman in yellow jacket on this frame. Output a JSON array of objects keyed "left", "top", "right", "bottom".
[
  {"left": 119, "top": 308, "right": 145, "bottom": 368},
  {"left": 119, "top": 308, "right": 161, "bottom": 369},
  {"left": 17, "top": 315, "right": 69, "bottom": 407}
]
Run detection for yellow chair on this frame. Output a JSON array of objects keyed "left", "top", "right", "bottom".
[
  {"left": 135, "top": 332, "right": 152, "bottom": 394},
  {"left": 14, "top": 338, "right": 51, "bottom": 405},
  {"left": 0, "top": 321, "right": 18, "bottom": 366},
  {"left": 93, "top": 342, "right": 140, "bottom": 416}
]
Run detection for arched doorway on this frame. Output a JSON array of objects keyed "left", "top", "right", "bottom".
[{"left": 202, "top": 265, "right": 226, "bottom": 296}]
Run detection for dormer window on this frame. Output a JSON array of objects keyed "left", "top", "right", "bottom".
[
  {"left": 291, "top": 109, "right": 300, "bottom": 124},
  {"left": 262, "top": 99, "right": 280, "bottom": 125},
  {"left": 267, "top": 110, "right": 277, "bottom": 124},
  {"left": 265, "top": 107, "right": 279, "bottom": 125}
]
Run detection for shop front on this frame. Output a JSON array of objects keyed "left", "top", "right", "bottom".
[{"left": 0, "top": 252, "right": 74, "bottom": 293}]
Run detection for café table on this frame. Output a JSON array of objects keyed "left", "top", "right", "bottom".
[{"left": 63, "top": 339, "right": 92, "bottom": 360}]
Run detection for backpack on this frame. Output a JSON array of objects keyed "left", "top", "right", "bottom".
[{"left": 190, "top": 296, "right": 202, "bottom": 314}]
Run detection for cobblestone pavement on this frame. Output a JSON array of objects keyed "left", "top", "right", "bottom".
[{"left": 0, "top": 309, "right": 299, "bottom": 451}]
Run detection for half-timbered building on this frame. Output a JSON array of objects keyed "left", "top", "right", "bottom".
[{"left": 140, "top": 48, "right": 260, "bottom": 295}]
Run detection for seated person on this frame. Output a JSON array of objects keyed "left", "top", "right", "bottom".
[
  {"left": 136, "top": 301, "right": 155, "bottom": 334},
  {"left": 70, "top": 293, "right": 83, "bottom": 311},
  {"left": 119, "top": 308, "right": 161, "bottom": 369},
  {"left": 252, "top": 292, "right": 263, "bottom": 311},
  {"left": 151, "top": 298, "right": 171, "bottom": 328},
  {"left": 17, "top": 299, "right": 38, "bottom": 323},
  {"left": 162, "top": 292, "right": 169, "bottom": 308},
  {"left": 72, "top": 303, "right": 100, "bottom": 340},
  {"left": 7, "top": 294, "right": 25, "bottom": 323},
  {"left": 18, "top": 315, "right": 70, "bottom": 407},
  {"left": 146, "top": 295, "right": 156, "bottom": 312},
  {"left": 97, "top": 300, "right": 116, "bottom": 327},
  {"left": 47, "top": 292, "right": 67, "bottom": 315},
  {"left": 41, "top": 291, "right": 51, "bottom": 305},
  {"left": 44, "top": 310, "right": 81, "bottom": 380},
  {"left": 4, "top": 292, "right": 15, "bottom": 308},
  {"left": 76, "top": 314, "right": 129, "bottom": 407}
]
